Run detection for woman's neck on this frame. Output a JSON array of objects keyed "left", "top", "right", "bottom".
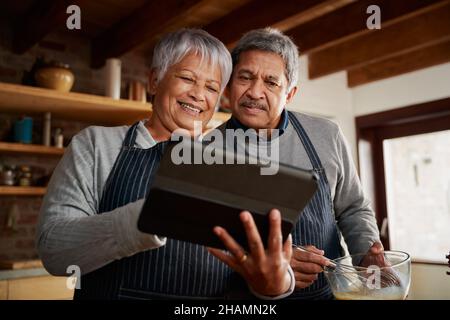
[{"left": 145, "top": 113, "right": 172, "bottom": 142}]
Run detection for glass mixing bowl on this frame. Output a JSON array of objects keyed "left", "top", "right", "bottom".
[{"left": 324, "top": 250, "right": 411, "bottom": 300}]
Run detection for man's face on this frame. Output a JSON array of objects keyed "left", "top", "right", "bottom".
[
  {"left": 229, "top": 50, "right": 297, "bottom": 130},
  {"left": 150, "top": 53, "right": 222, "bottom": 134}
]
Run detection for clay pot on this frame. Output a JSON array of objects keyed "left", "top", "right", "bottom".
[{"left": 35, "top": 62, "right": 74, "bottom": 92}]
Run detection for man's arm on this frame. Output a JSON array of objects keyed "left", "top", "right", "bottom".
[
  {"left": 333, "top": 127, "right": 380, "bottom": 255},
  {"left": 36, "top": 129, "right": 165, "bottom": 276}
]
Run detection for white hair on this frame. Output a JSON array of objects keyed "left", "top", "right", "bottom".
[
  {"left": 231, "top": 27, "right": 299, "bottom": 92},
  {"left": 151, "top": 28, "right": 232, "bottom": 92}
]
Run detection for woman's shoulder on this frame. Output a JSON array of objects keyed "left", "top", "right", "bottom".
[{"left": 73, "top": 126, "right": 130, "bottom": 144}]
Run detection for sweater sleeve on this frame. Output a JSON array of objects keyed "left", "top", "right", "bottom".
[
  {"left": 36, "top": 129, "right": 166, "bottom": 276},
  {"left": 248, "top": 265, "right": 296, "bottom": 300},
  {"left": 333, "top": 127, "right": 380, "bottom": 255}
]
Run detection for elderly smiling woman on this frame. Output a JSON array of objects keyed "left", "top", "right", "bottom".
[{"left": 36, "top": 28, "right": 294, "bottom": 300}]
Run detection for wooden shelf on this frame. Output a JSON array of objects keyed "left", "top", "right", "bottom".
[
  {"left": 0, "top": 142, "right": 65, "bottom": 156},
  {"left": 0, "top": 82, "right": 231, "bottom": 126},
  {"left": 0, "top": 186, "right": 47, "bottom": 196}
]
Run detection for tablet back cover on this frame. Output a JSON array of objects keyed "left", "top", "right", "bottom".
[{"left": 138, "top": 140, "right": 318, "bottom": 250}]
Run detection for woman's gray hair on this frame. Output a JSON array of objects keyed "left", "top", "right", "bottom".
[
  {"left": 151, "top": 28, "right": 232, "bottom": 92},
  {"left": 231, "top": 27, "right": 299, "bottom": 92}
]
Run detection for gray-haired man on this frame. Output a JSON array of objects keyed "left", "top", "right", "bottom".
[{"left": 209, "top": 28, "right": 383, "bottom": 300}]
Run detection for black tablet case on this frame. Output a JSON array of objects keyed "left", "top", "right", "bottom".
[{"left": 138, "top": 140, "right": 318, "bottom": 250}]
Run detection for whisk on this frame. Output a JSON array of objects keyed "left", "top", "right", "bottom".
[{"left": 293, "top": 245, "right": 400, "bottom": 288}]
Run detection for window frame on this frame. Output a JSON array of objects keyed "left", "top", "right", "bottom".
[{"left": 355, "top": 97, "right": 450, "bottom": 264}]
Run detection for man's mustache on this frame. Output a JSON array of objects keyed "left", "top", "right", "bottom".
[{"left": 239, "top": 99, "right": 268, "bottom": 111}]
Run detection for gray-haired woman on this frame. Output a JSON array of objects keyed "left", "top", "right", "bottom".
[{"left": 36, "top": 28, "right": 294, "bottom": 300}]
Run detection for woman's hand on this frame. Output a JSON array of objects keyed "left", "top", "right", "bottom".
[{"left": 207, "top": 209, "right": 293, "bottom": 296}]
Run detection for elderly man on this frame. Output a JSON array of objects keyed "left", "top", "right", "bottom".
[{"left": 208, "top": 28, "right": 382, "bottom": 300}]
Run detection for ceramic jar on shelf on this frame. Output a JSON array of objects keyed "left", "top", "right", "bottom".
[{"left": 35, "top": 61, "right": 75, "bottom": 92}]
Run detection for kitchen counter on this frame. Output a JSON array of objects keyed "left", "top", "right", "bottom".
[
  {"left": 0, "top": 266, "right": 74, "bottom": 300},
  {"left": 0, "top": 267, "right": 49, "bottom": 281}
]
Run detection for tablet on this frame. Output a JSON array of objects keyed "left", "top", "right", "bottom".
[{"left": 137, "top": 139, "right": 318, "bottom": 250}]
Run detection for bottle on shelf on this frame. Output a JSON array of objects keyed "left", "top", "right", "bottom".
[
  {"left": 105, "top": 58, "right": 121, "bottom": 99},
  {"left": 54, "top": 128, "right": 64, "bottom": 148},
  {"left": 13, "top": 116, "right": 33, "bottom": 144},
  {"left": 18, "top": 165, "right": 32, "bottom": 186},
  {"left": 43, "top": 112, "right": 51, "bottom": 146}
]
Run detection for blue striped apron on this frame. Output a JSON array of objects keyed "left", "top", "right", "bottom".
[
  {"left": 74, "top": 112, "right": 341, "bottom": 300},
  {"left": 286, "top": 111, "right": 342, "bottom": 300},
  {"left": 74, "top": 123, "right": 233, "bottom": 300}
]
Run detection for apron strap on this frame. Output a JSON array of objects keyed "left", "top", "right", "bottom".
[
  {"left": 287, "top": 111, "right": 324, "bottom": 171},
  {"left": 123, "top": 122, "right": 141, "bottom": 147}
]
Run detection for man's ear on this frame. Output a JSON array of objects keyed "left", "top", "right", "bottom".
[
  {"left": 286, "top": 86, "right": 298, "bottom": 105},
  {"left": 148, "top": 70, "right": 158, "bottom": 95}
]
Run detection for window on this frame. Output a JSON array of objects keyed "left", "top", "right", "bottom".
[
  {"left": 383, "top": 130, "right": 450, "bottom": 262},
  {"left": 356, "top": 98, "right": 450, "bottom": 264}
]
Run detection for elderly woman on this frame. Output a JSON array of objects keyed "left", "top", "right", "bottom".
[{"left": 36, "top": 28, "right": 294, "bottom": 300}]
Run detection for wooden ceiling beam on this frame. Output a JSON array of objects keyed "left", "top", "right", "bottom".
[
  {"left": 347, "top": 40, "right": 450, "bottom": 87},
  {"left": 204, "top": 0, "right": 351, "bottom": 47},
  {"left": 308, "top": 1, "right": 450, "bottom": 79},
  {"left": 288, "top": 0, "right": 445, "bottom": 54},
  {"left": 91, "top": 0, "right": 209, "bottom": 68},
  {"left": 12, "top": 0, "right": 84, "bottom": 54}
]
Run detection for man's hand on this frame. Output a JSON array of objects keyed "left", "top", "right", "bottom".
[
  {"left": 290, "top": 245, "right": 330, "bottom": 289},
  {"left": 360, "top": 242, "right": 387, "bottom": 267},
  {"left": 360, "top": 241, "right": 400, "bottom": 286},
  {"left": 207, "top": 209, "right": 293, "bottom": 297}
]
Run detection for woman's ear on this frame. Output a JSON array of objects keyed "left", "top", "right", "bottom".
[{"left": 148, "top": 70, "right": 158, "bottom": 95}]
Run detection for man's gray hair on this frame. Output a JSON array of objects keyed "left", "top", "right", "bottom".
[
  {"left": 231, "top": 27, "right": 299, "bottom": 92},
  {"left": 151, "top": 28, "right": 232, "bottom": 92}
]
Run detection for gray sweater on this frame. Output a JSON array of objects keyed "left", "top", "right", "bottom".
[
  {"left": 36, "top": 121, "right": 166, "bottom": 276},
  {"left": 214, "top": 112, "right": 380, "bottom": 254},
  {"left": 36, "top": 113, "right": 379, "bottom": 278}
]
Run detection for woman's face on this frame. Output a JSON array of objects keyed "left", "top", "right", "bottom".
[{"left": 149, "top": 53, "right": 222, "bottom": 136}]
